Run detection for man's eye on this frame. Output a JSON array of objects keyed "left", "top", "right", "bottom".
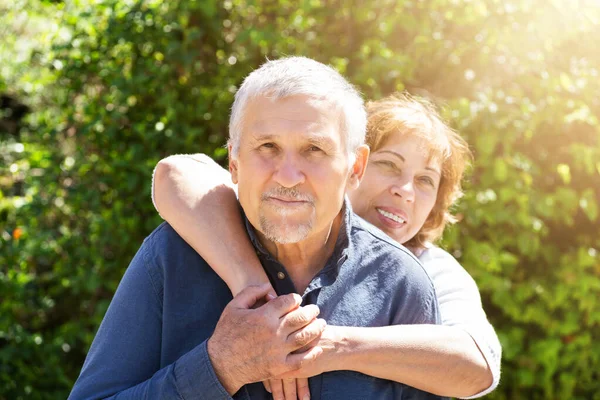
[
  {"left": 308, "top": 146, "right": 322, "bottom": 152},
  {"left": 260, "top": 143, "right": 275, "bottom": 149}
]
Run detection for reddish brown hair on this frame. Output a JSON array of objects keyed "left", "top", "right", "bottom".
[{"left": 365, "top": 93, "right": 472, "bottom": 248}]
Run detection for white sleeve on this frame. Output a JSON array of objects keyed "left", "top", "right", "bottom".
[
  {"left": 150, "top": 153, "right": 227, "bottom": 218},
  {"left": 419, "top": 246, "right": 502, "bottom": 398}
]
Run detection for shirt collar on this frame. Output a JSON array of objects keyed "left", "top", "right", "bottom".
[{"left": 240, "top": 196, "right": 354, "bottom": 275}]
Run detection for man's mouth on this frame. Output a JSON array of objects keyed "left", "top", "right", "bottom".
[
  {"left": 269, "top": 196, "right": 309, "bottom": 204},
  {"left": 376, "top": 208, "right": 406, "bottom": 224}
]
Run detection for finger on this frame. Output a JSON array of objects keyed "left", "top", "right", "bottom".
[
  {"left": 287, "top": 318, "right": 326, "bottom": 350},
  {"left": 263, "top": 380, "right": 271, "bottom": 393},
  {"left": 252, "top": 291, "right": 277, "bottom": 309},
  {"left": 297, "top": 378, "right": 310, "bottom": 400},
  {"left": 270, "top": 379, "right": 285, "bottom": 400},
  {"left": 264, "top": 293, "right": 303, "bottom": 317},
  {"left": 231, "top": 283, "right": 274, "bottom": 309},
  {"left": 282, "top": 378, "right": 297, "bottom": 400},
  {"left": 285, "top": 345, "right": 323, "bottom": 375},
  {"left": 281, "top": 304, "right": 320, "bottom": 332}
]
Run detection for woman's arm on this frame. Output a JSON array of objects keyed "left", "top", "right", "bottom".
[
  {"left": 152, "top": 155, "right": 500, "bottom": 397},
  {"left": 312, "top": 324, "right": 493, "bottom": 398},
  {"left": 417, "top": 246, "right": 501, "bottom": 398},
  {"left": 152, "top": 154, "right": 270, "bottom": 295},
  {"left": 288, "top": 248, "right": 499, "bottom": 398},
  {"left": 314, "top": 248, "right": 499, "bottom": 398}
]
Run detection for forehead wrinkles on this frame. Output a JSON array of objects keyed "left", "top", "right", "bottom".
[{"left": 240, "top": 95, "right": 341, "bottom": 140}]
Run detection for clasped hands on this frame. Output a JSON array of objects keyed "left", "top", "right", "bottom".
[{"left": 207, "top": 283, "right": 336, "bottom": 400}]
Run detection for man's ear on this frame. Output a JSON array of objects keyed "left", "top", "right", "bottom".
[
  {"left": 347, "top": 144, "right": 370, "bottom": 190},
  {"left": 228, "top": 143, "right": 239, "bottom": 184}
]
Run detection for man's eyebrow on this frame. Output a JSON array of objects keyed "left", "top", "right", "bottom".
[
  {"left": 250, "top": 133, "right": 277, "bottom": 142},
  {"left": 250, "top": 133, "right": 336, "bottom": 147},
  {"left": 307, "top": 135, "right": 335, "bottom": 148}
]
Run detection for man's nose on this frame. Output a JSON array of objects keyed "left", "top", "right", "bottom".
[
  {"left": 273, "top": 154, "right": 305, "bottom": 188},
  {"left": 390, "top": 179, "right": 415, "bottom": 202}
]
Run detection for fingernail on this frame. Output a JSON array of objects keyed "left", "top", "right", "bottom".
[{"left": 303, "top": 394, "right": 310, "bottom": 400}]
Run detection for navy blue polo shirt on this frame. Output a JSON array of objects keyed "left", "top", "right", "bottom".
[{"left": 69, "top": 200, "right": 442, "bottom": 400}]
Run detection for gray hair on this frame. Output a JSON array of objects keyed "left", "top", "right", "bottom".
[{"left": 228, "top": 57, "right": 366, "bottom": 162}]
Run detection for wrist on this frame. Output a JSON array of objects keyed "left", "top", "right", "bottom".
[
  {"left": 228, "top": 273, "right": 272, "bottom": 297},
  {"left": 321, "top": 325, "right": 351, "bottom": 373},
  {"left": 207, "top": 336, "right": 242, "bottom": 395}
]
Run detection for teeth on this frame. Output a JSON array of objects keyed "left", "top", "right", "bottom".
[{"left": 377, "top": 208, "right": 405, "bottom": 224}]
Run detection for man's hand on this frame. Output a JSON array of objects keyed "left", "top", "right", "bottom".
[
  {"left": 207, "top": 284, "right": 327, "bottom": 395},
  {"left": 263, "top": 325, "right": 345, "bottom": 400},
  {"left": 277, "top": 325, "right": 343, "bottom": 379}
]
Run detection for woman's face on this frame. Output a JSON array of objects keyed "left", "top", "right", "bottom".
[{"left": 349, "top": 134, "right": 442, "bottom": 245}]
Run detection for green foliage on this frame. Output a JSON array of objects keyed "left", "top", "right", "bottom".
[{"left": 1, "top": 0, "right": 599, "bottom": 398}]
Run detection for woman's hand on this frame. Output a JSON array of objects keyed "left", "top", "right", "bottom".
[{"left": 264, "top": 378, "right": 310, "bottom": 400}]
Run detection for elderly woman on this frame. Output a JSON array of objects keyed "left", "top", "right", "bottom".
[{"left": 152, "top": 93, "right": 501, "bottom": 400}]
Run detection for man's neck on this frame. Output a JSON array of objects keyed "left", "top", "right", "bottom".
[{"left": 259, "top": 211, "right": 343, "bottom": 294}]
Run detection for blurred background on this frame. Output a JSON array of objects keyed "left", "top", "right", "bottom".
[{"left": 1, "top": 0, "right": 599, "bottom": 398}]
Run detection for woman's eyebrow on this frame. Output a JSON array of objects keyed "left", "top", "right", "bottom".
[
  {"left": 376, "top": 150, "right": 405, "bottom": 162},
  {"left": 377, "top": 150, "right": 441, "bottom": 176},
  {"left": 425, "top": 166, "right": 441, "bottom": 177}
]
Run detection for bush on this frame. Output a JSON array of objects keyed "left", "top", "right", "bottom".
[{"left": 1, "top": 0, "right": 599, "bottom": 398}]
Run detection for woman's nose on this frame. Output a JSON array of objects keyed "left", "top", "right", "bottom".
[{"left": 390, "top": 179, "right": 415, "bottom": 202}]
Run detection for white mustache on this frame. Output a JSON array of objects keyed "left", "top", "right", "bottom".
[{"left": 261, "top": 186, "right": 314, "bottom": 203}]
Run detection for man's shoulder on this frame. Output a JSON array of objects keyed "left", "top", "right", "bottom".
[
  {"left": 343, "top": 213, "right": 440, "bottom": 325},
  {"left": 349, "top": 213, "right": 422, "bottom": 265},
  {"left": 143, "top": 221, "right": 188, "bottom": 250},
  {"left": 138, "top": 222, "right": 215, "bottom": 285}
]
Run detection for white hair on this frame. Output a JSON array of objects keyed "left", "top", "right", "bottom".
[{"left": 228, "top": 56, "right": 366, "bottom": 163}]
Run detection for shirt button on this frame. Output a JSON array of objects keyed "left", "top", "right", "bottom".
[{"left": 277, "top": 272, "right": 286, "bottom": 280}]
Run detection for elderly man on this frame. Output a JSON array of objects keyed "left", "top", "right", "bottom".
[{"left": 69, "top": 57, "right": 442, "bottom": 400}]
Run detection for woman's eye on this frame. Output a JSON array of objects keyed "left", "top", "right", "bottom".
[
  {"left": 375, "top": 160, "right": 397, "bottom": 169},
  {"left": 419, "top": 176, "right": 436, "bottom": 187}
]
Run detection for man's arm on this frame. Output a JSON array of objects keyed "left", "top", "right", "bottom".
[
  {"left": 68, "top": 239, "right": 232, "bottom": 400},
  {"left": 69, "top": 230, "right": 327, "bottom": 400}
]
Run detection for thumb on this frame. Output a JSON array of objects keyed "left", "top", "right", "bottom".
[{"left": 231, "top": 283, "right": 274, "bottom": 309}]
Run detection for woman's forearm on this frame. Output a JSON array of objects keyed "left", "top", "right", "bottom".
[
  {"left": 328, "top": 324, "right": 493, "bottom": 398},
  {"left": 153, "top": 155, "right": 269, "bottom": 295}
]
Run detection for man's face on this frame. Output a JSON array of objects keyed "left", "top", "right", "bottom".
[{"left": 230, "top": 94, "right": 356, "bottom": 244}]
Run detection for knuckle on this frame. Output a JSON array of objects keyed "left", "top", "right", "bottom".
[
  {"left": 293, "top": 331, "right": 308, "bottom": 347},
  {"left": 276, "top": 293, "right": 301, "bottom": 311},
  {"left": 305, "top": 304, "right": 320, "bottom": 316},
  {"left": 286, "top": 313, "right": 308, "bottom": 328},
  {"left": 271, "top": 295, "right": 290, "bottom": 311},
  {"left": 289, "top": 358, "right": 303, "bottom": 371}
]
